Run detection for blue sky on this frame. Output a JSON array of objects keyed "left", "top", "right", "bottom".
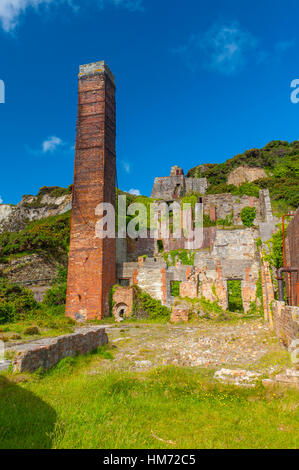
[{"left": 0, "top": 0, "right": 299, "bottom": 204}]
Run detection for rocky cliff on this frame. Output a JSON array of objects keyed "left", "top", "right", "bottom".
[{"left": 0, "top": 186, "right": 72, "bottom": 233}]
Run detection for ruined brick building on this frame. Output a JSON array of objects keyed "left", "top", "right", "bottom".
[{"left": 65, "top": 60, "right": 297, "bottom": 325}]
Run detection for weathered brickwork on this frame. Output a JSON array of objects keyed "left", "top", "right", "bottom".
[
  {"left": 12, "top": 327, "right": 108, "bottom": 373},
  {"left": 171, "top": 306, "right": 191, "bottom": 323},
  {"left": 66, "top": 62, "right": 116, "bottom": 321},
  {"left": 272, "top": 301, "right": 299, "bottom": 347},
  {"left": 112, "top": 286, "right": 134, "bottom": 322},
  {"left": 285, "top": 207, "right": 299, "bottom": 305}
]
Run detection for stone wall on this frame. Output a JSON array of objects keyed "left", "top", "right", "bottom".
[
  {"left": 151, "top": 174, "right": 208, "bottom": 201},
  {"left": 126, "top": 235, "right": 156, "bottom": 261},
  {"left": 162, "top": 227, "right": 216, "bottom": 252},
  {"left": 12, "top": 327, "right": 108, "bottom": 373},
  {"left": 272, "top": 301, "right": 299, "bottom": 347},
  {"left": 202, "top": 194, "right": 262, "bottom": 225}
]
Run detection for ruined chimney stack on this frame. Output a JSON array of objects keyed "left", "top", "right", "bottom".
[{"left": 65, "top": 61, "right": 116, "bottom": 321}]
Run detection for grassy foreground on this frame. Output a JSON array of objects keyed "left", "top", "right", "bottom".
[{"left": 0, "top": 348, "right": 298, "bottom": 449}]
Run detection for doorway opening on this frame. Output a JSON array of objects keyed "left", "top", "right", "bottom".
[{"left": 227, "top": 280, "right": 244, "bottom": 312}]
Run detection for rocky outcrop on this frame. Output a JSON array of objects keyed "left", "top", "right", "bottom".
[
  {"left": 0, "top": 253, "right": 65, "bottom": 300},
  {"left": 0, "top": 190, "right": 72, "bottom": 234},
  {"left": 227, "top": 166, "right": 267, "bottom": 186}
]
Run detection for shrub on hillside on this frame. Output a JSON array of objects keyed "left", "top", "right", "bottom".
[
  {"left": 0, "top": 212, "right": 71, "bottom": 260},
  {"left": 42, "top": 266, "right": 67, "bottom": 307},
  {"left": 0, "top": 278, "right": 38, "bottom": 324}
]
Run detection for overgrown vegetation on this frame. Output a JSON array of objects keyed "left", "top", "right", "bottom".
[
  {"left": 133, "top": 286, "right": 171, "bottom": 321},
  {"left": 227, "top": 280, "right": 244, "bottom": 313},
  {"left": 163, "top": 250, "right": 195, "bottom": 266},
  {"left": 187, "top": 140, "right": 299, "bottom": 211},
  {"left": 0, "top": 212, "right": 71, "bottom": 262},
  {"left": 240, "top": 207, "right": 257, "bottom": 228},
  {"left": 264, "top": 226, "right": 284, "bottom": 269},
  {"left": 22, "top": 185, "right": 72, "bottom": 209},
  {"left": 0, "top": 278, "right": 38, "bottom": 324},
  {"left": 42, "top": 266, "right": 67, "bottom": 307},
  {"left": 170, "top": 280, "right": 181, "bottom": 297}
]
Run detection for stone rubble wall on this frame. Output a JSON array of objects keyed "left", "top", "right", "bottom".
[
  {"left": 202, "top": 194, "right": 262, "bottom": 225},
  {"left": 12, "top": 327, "right": 108, "bottom": 373},
  {"left": 151, "top": 175, "right": 208, "bottom": 200}
]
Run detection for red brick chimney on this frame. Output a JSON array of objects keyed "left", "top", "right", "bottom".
[{"left": 66, "top": 61, "right": 116, "bottom": 321}]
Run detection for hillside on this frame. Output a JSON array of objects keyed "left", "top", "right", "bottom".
[{"left": 187, "top": 140, "right": 299, "bottom": 213}]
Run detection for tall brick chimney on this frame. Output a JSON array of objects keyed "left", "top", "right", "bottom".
[{"left": 66, "top": 61, "right": 116, "bottom": 321}]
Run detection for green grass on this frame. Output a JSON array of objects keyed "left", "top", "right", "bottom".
[
  {"left": 0, "top": 305, "right": 76, "bottom": 342},
  {"left": 0, "top": 355, "right": 298, "bottom": 449}
]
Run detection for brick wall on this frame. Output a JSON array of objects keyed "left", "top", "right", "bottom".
[
  {"left": 112, "top": 286, "right": 134, "bottom": 321},
  {"left": 285, "top": 207, "right": 299, "bottom": 305},
  {"left": 272, "top": 301, "right": 299, "bottom": 347},
  {"left": 66, "top": 62, "right": 116, "bottom": 321},
  {"left": 13, "top": 327, "right": 108, "bottom": 373}
]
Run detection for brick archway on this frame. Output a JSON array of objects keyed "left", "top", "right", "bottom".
[{"left": 114, "top": 302, "right": 129, "bottom": 322}]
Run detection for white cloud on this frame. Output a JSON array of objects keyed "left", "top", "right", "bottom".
[
  {"left": 121, "top": 160, "right": 131, "bottom": 174},
  {"left": 0, "top": 0, "right": 143, "bottom": 32},
  {"left": 42, "top": 135, "right": 64, "bottom": 153},
  {"left": 174, "top": 21, "right": 257, "bottom": 75},
  {"left": 127, "top": 188, "right": 140, "bottom": 196},
  {"left": 0, "top": 0, "right": 53, "bottom": 32},
  {"left": 0, "top": 196, "right": 3, "bottom": 204}
]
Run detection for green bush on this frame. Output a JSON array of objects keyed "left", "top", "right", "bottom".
[
  {"left": 241, "top": 207, "right": 256, "bottom": 227},
  {"left": 42, "top": 266, "right": 67, "bottom": 307},
  {"left": 0, "top": 212, "right": 71, "bottom": 260},
  {"left": 227, "top": 280, "right": 244, "bottom": 313},
  {"left": 133, "top": 286, "right": 170, "bottom": 320},
  {"left": 0, "top": 278, "right": 38, "bottom": 324},
  {"left": 164, "top": 250, "right": 195, "bottom": 266},
  {"left": 170, "top": 281, "right": 181, "bottom": 297},
  {"left": 188, "top": 140, "right": 299, "bottom": 210}
]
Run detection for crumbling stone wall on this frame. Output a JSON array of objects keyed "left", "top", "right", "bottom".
[
  {"left": 151, "top": 167, "right": 208, "bottom": 201},
  {"left": 12, "top": 327, "right": 108, "bottom": 373},
  {"left": 202, "top": 194, "right": 262, "bottom": 225}
]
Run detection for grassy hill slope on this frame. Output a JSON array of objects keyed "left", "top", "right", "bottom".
[{"left": 187, "top": 140, "right": 299, "bottom": 213}]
